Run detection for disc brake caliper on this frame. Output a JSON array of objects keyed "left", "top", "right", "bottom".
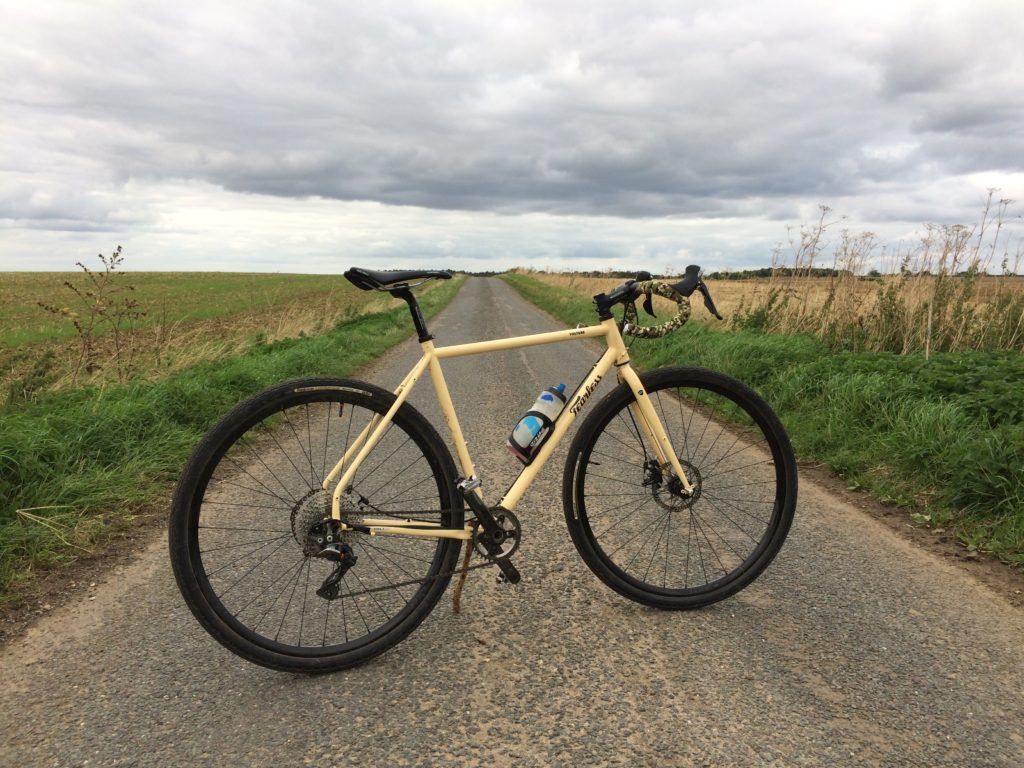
[{"left": 642, "top": 458, "right": 663, "bottom": 489}]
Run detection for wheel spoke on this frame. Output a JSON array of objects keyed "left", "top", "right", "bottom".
[
  {"left": 702, "top": 491, "right": 770, "bottom": 526},
  {"left": 279, "top": 408, "right": 318, "bottom": 488},
  {"left": 362, "top": 449, "right": 425, "bottom": 502},
  {"left": 577, "top": 377, "right": 791, "bottom": 597},
  {"left": 357, "top": 434, "right": 413, "bottom": 493},
  {"left": 703, "top": 457, "right": 773, "bottom": 482},
  {"left": 209, "top": 471, "right": 293, "bottom": 507},
  {"left": 298, "top": 557, "right": 312, "bottom": 646},
  {"left": 678, "top": 387, "right": 696, "bottom": 463},
  {"left": 689, "top": 509, "right": 729, "bottom": 577},
  {"left": 200, "top": 533, "right": 291, "bottom": 555},
  {"left": 206, "top": 535, "right": 294, "bottom": 579},
  {"left": 642, "top": 513, "right": 672, "bottom": 583},
  {"left": 219, "top": 456, "right": 296, "bottom": 507},
  {"left": 213, "top": 537, "right": 294, "bottom": 598},
  {"left": 185, "top": 390, "right": 457, "bottom": 659},
  {"left": 356, "top": 544, "right": 410, "bottom": 603},
  {"left": 591, "top": 495, "right": 657, "bottom": 538},
  {"left": 375, "top": 473, "right": 433, "bottom": 508},
  {"left": 245, "top": 556, "right": 307, "bottom": 628},
  {"left": 621, "top": 407, "right": 649, "bottom": 459}
]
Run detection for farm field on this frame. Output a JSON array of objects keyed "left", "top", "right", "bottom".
[
  {"left": 524, "top": 270, "right": 1024, "bottom": 353},
  {"left": 531, "top": 272, "right": 1024, "bottom": 326},
  {"left": 0, "top": 273, "right": 466, "bottom": 600},
  {"left": 0, "top": 271, "right": 342, "bottom": 346},
  {"left": 501, "top": 271, "right": 1024, "bottom": 570},
  {"left": 1, "top": 270, "right": 432, "bottom": 398}
]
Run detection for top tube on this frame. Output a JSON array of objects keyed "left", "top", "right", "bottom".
[{"left": 432, "top": 323, "right": 610, "bottom": 359}]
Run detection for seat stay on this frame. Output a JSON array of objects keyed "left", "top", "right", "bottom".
[
  {"left": 321, "top": 362, "right": 422, "bottom": 490},
  {"left": 327, "top": 354, "right": 431, "bottom": 519}
]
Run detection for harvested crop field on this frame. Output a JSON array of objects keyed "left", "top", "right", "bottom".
[{"left": 1, "top": 271, "right": 437, "bottom": 397}]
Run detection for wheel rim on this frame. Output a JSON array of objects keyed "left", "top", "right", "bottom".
[
  {"left": 187, "top": 392, "right": 456, "bottom": 656},
  {"left": 575, "top": 380, "right": 788, "bottom": 596}
]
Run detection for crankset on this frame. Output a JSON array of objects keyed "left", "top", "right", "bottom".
[
  {"left": 457, "top": 477, "right": 521, "bottom": 584},
  {"left": 472, "top": 508, "right": 521, "bottom": 560}
]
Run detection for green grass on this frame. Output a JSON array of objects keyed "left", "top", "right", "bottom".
[
  {"left": 501, "top": 273, "right": 1024, "bottom": 569},
  {"left": 0, "top": 276, "right": 465, "bottom": 595},
  {"left": 0, "top": 272, "right": 347, "bottom": 347}
]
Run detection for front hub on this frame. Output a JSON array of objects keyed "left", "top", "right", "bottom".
[{"left": 653, "top": 459, "right": 702, "bottom": 511}]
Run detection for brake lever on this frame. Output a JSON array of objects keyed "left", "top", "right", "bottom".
[
  {"left": 697, "top": 282, "right": 724, "bottom": 320},
  {"left": 642, "top": 291, "right": 656, "bottom": 318}
]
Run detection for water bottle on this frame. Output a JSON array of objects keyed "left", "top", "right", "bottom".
[{"left": 507, "top": 383, "right": 567, "bottom": 464}]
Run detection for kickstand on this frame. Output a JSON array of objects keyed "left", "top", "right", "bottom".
[{"left": 452, "top": 523, "right": 477, "bottom": 614}]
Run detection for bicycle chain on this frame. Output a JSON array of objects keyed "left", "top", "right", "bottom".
[
  {"left": 329, "top": 536, "right": 498, "bottom": 601},
  {"left": 328, "top": 516, "right": 570, "bottom": 602}
]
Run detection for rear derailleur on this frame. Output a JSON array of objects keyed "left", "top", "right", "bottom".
[{"left": 307, "top": 518, "right": 357, "bottom": 600}]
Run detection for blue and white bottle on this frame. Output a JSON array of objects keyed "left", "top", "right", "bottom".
[{"left": 507, "top": 383, "right": 567, "bottom": 464}]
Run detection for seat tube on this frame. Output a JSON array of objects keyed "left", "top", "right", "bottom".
[{"left": 424, "top": 342, "right": 480, "bottom": 496}]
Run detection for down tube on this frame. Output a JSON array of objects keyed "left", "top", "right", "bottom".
[{"left": 499, "top": 346, "right": 620, "bottom": 511}]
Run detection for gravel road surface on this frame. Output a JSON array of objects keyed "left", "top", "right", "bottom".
[{"left": 3, "top": 277, "right": 1023, "bottom": 767}]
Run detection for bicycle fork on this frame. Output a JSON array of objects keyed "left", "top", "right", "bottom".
[{"left": 617, "top": 364, "right": 696, "bottom": 496}]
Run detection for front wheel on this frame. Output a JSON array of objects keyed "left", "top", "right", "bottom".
[{"left": 562, "top": 367, "right": 797, "bottom": 609}]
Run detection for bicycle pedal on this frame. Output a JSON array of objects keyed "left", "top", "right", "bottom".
[
  {"left": 456, "top": 475, "right": 481, "bottom": 493},
  {"left": 494, "top": 558, "right": 520, "bottom": 585}
]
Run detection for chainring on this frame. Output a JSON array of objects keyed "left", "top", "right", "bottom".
[{"left": 472, "top": 509, "right": 522, "bottom": 560}]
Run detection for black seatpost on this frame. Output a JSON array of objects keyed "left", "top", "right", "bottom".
[{"left": 391, "top": 287, "right": 433, "bottom": 342}]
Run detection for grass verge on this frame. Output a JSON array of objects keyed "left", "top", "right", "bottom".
[
  {"left": 0, "top": 276, "right": 465, "bottom": 597},
  {"left": 501, "top": 273, "right": 1024, "bottom": 569}
]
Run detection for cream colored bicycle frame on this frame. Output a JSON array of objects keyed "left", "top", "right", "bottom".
[{"left": 321, "top": 317, "right": 693, "bottom": 540}]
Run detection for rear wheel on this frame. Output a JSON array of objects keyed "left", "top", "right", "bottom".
[
  {"left": 563, "top": 367, "right": 796, "bottom": 609},
  {"left": 169, "top": 377, "right": 463, "bottom": 673}
]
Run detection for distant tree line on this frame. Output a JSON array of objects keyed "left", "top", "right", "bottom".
[
  {"left": 463, "top": 266, "right": 1020, "bottom": 279},
  {"left": 705, "top": 267, "right": 855, "bottom": 280}
]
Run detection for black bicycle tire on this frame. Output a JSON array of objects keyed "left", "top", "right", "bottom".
[
  {"left": 169, "top": 376, "right": 464, "bottom": 673},
  {"left": 562, "top": 366, "right": 797, "bottom": 609}
]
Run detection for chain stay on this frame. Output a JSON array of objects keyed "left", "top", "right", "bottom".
[{"left": 324, "top": 510, "right": 511, "bottom": 601}]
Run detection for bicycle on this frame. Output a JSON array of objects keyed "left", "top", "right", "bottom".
[{"left": 170, "top": 266, "right": 797, "bottom": 672}]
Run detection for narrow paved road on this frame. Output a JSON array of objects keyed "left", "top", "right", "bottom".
[{"left": 3, "top": 278, "right": 1023, "bottom": 767}]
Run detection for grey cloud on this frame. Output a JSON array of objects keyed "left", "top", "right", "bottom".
[{"left": 1, "top": 1, "right": 1023, "bottom": 272}]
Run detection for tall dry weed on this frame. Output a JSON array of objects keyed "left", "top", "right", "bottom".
[{"left": 734, "top": 192, "right": 1024, "bottom": 354}]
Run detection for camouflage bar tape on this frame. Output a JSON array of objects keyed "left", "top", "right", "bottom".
[{"left": 622, "top": 280, "right": 692, "bottom": 338}]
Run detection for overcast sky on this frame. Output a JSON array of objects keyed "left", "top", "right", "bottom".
[{"left": 2, "top": 1, "right": 1023, "bottom": 274}]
